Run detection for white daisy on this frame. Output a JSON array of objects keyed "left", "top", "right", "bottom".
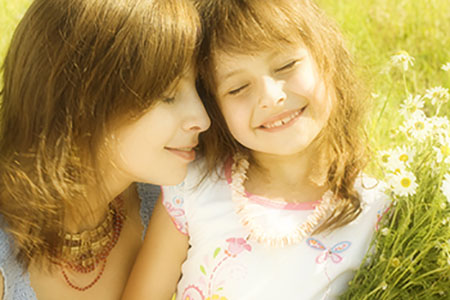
[
  {"left": 379, "top": 149, "right": 405, "bottom": 174},
  {"left": 379, "top": 149, "right": 394, "bottom": 165},
  {"left": 399, "top": 94, "right": 424, "bottom": 117},
  {"left": 429, "top": 116, "right": 450, "bottom": 137},
  {"left": 390, "top": 51, "right": 415, "bottom": 71},
  {"left": 423, "top": 86, "right": 450, "bottom": 106},
  {"left": 388, "top": 171, "right": 418, "bottom": 197},
  {"left": 392, "top": 146, "right": 415, "bottom": 167},
  {"left": 442, "top": 174, "right": 450, "bottom": 203},
  {"left": 399, "top": 111, "right": 432, "bottom": 142},
  {"left": 442, "top": 62, "right": 450, "bottom": 72}
]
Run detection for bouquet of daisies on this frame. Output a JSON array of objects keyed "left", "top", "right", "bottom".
[{"left": 340, "top": 53, "right": 450, "bottom": 299}]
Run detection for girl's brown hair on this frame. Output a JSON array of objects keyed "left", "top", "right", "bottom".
[
  {"left": 0, "top": 0, "right": 199, "bottom": 267},
  {"left": 194, "top": 0, "right": 370, "bottom": 233}
]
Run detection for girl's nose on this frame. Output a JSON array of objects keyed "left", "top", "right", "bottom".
[{"left": 258, "top": 76, "right": 286, "bottom": 109}]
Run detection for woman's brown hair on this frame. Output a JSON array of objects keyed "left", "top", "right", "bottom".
[
  {"left": 0, "top": 0, "right": 200, "bottom": 267},
  {"left": 194, "top": 0, "right": 370, "bottom": 234}
]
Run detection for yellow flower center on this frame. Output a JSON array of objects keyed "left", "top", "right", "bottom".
[
  {"left": 391, "top": 257, "right": 401, "bottom": 267},
  {"left": 407, "top": 106, "right": 417, "bottom": 114},
  {"left": 399, "top": 154, "right": 409, "bottom": 162},
  {"left": 401, "top": 178, "right": 412, "bottom": 188},
  {"left": 381, "top": 154, "right": 390, "bottom": 163},
  {"left": 414, "top": 121, "right": 425, "bottom": 130},
  {"left": 441, "top": 145, "right": 450, "bottom": 156}
]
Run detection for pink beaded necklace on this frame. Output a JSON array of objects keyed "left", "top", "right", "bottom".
[{"left": 231, "top": 153, "right": 335, "bottom": 247}]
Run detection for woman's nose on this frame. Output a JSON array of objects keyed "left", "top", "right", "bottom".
[{"left": 183, "top": 91, "right": 211, "bottom": 132}]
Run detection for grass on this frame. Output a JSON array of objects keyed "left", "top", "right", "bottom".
[
  {"left": 0, "top": 0, "right": 32, "bottom": 91},
  {"left": 0, "top": 0, "right": 31, "bottom": 63},
  {"left": 0, "top": 0, "right": 449, "bottom": 148},
  {"left": 318, "top": 0, "right": 450, "bottom": 148}
]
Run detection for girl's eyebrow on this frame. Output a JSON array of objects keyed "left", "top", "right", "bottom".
[{"left": 219, "top": 68, "right": 245, "bottom": 81}]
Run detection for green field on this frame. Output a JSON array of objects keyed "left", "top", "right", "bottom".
[
  {"left": 0, "top": 0, "right": 31, "bottom": 61},
  {"left": 1, "top": 0, "right": 449, "bottom": 149},
  {"left": 318, "top": 0, "right": 450, "bottom": 149}
]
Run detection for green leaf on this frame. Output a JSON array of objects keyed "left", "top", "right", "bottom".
[
  {"left": 200, "top": 265, "right": 206, "bottom": 275},
  {"left": 213, "top": 247, "right": 221, "bottom": 258}
]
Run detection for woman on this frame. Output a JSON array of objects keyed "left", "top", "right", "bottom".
[{"left": 0, "top": 0, "right": 209, "bottom": 299}]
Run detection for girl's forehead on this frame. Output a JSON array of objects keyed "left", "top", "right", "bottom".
[{"left": 213, "top": 43, "right": 309, "bottom": 65}]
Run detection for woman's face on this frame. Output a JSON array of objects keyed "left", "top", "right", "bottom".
[{"left": 104, "top": 70, "right": 210, "bottom": 187}]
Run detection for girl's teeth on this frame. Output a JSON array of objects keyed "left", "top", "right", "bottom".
[{"left": 264, "top": 110, "right": 301, "bottom": 128}]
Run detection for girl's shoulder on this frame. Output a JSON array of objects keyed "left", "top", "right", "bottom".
[
  {"left": 159, "top": 159, "right": 227, "bottom": 236},
  {"left": 355, "top": 174, "right": 390, "bottom": 211},
  {"left": 167, "top": 158, "right": 224, "bottom": 192}
]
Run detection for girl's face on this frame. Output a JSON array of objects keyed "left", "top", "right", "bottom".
[
  {"left": 214, "top": 45, "right": 333, "bottom": 157},
  {"left": 104, "top": 70, "right": 210, "bottom": 186}
]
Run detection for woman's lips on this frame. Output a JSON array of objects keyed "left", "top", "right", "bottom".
[{"left": 164, "top": 146, "right": 197, "bottom": 161}]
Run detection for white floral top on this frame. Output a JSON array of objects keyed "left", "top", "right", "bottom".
[{"left": 162, "top": 160, "right": 389, "bottom": 300}]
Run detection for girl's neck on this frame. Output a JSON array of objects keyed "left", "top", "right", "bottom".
[{"left": 245, "top": 150, "right": 328, "bottom": 204}]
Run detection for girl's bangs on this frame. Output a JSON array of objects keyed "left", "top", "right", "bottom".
[{"left": 212, "top": 1, "right": 304, "bottom": 54}]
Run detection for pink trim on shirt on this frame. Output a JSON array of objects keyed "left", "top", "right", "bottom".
[
  {"left": 225, "top": 157, "right": 319, "bottom": 211},
  {"left": 160, "top": 186, "right": 189, "bottom": 236}
]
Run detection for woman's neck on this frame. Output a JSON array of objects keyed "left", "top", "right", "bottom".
[
  {"left": 63, "top": 178, "right": 133, "bottom": 234},
  {"left": 245, "top": 150, "right": 328, "bottom": 204}
]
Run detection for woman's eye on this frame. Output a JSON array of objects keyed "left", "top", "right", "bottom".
[
  {"left": 228, "top": 84, "right": 249, "bottom": 96},
  {"left": 162, "top": 97, "right": 175, "bottom": 104},
  {"left": 275, "top": 60, "right": 299, "bottom": 73}
]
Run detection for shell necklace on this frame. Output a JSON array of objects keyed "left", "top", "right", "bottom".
[{"left": 230, "top": 153, "right": 335, "bottom": 247}]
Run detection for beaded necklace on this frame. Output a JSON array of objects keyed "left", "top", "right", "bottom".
[
  {"left": 231, "top": 153, "right": 335, "bottom": 247},
  {"left": 59, "top": 196, "right": 126, "bottom": 291}
]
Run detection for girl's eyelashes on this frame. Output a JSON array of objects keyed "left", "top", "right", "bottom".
[
  {"left": 275, "top": 59, "right": 300, "bottom": 73},
  {"left": 228, "top": 83, "right": 249, "bottom": 96}
]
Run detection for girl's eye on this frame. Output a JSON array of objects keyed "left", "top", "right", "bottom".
[
  {"left": 275, "top": 60, "right": 299, "bottom": 73},
  {"left": 228, "top": 84, "right": 249, "bottom": 96}
]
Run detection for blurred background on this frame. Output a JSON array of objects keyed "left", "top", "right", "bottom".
[{"left": 1, "top": 0, "right": 449, "bottom": 151}]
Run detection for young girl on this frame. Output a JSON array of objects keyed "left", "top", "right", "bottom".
[
  {"left": 0, "top": 0, "right": 209, "bottom": 299},
  {"left": 123, "top": 0, "right": 388, "bottom": 299}
]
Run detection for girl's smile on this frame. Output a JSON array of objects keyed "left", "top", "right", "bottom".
[{"left": 257, "top": 106, "right": 307, "bottom": 131}]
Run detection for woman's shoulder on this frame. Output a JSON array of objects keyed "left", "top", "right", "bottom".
[
  {"left": 0, "top": 223, "right": 37, "bottom": 300},
  {"left": 0, "top": 221, "right": 14, "bottom": 265},
  {"left": 135, "top": 183, "right": 160, "bottom": 238}
]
